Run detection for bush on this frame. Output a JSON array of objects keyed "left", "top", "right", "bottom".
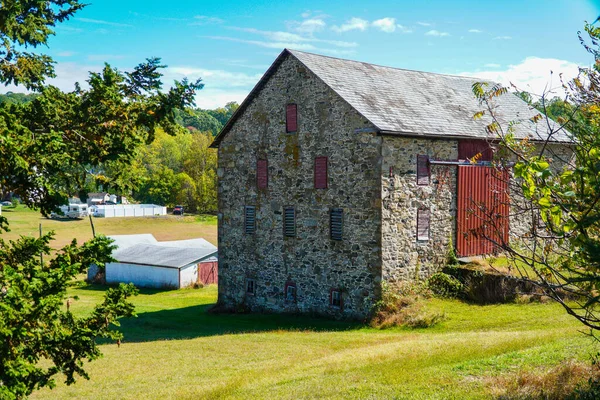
[
  {"left": 427, "top": 272, "right": 464, "bottom": 298},
  {"left": 10, "top": 198, "right": 19, "bottom": 207},
  {"left": 369, "top": 282, "right": 445, "bottom": 329}
]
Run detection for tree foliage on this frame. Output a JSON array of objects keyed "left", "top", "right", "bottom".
[
  {"left": 134, "top": 129, "right": 217, "bottom": 212},
  {"left": 0, "top": 0, "right": 85, "bottom": 89},
  {"left": 472, "top": 22, "right": 600, "bottom": 331},
  {"left": 0, "top": 1, "right": 205, "bottom": 397}
]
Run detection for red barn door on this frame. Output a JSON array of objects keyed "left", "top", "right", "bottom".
[
  {"left": 198, "top": 261, "right": 218, "bottom": 285},
  {"left": 456, "top": 166, "right": 509, "bottom": 257}
]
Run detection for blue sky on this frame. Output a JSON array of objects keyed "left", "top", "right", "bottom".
[{"left": 4, "top": 0, "right": 600, "bottom": 108}]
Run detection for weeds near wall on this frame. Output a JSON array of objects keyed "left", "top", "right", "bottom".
[{"left": 369, "top": 282, "right": 445, "bottom": 329}]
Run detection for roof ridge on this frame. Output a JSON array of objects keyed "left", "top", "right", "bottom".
[{"left": 286, "top": 48, "right": 485, "bottom": 82}]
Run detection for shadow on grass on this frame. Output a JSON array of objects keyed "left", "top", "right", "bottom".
[
  {"left": 113, "top": 304, "right": 363, "bottom": 343},
  {"left": 74, "top": 282, "right": 177, "bottom": 296}
]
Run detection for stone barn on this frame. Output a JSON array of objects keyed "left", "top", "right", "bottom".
[{"left": 210, "top": 49, "right": 571, "bottom": 318}]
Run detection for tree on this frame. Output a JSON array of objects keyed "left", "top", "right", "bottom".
[
  {"left": 0, "top": 1, "right": 85, "bottom": 89},
  {"left": 472, "top": 22, "right": 600, "bottom": 332},
  {"left": 0, "top": 1, "right": 204, "bottom": 397}
]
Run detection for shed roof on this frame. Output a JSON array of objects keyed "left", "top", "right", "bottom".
[
  {"left": 211, "top": 49, "right": 570, "bottom": 148},
  {"left": 109, "top": 234, "right": 158, "bottom": 257},
  {"left": 112, "top": 244, "right": 217, "bottom": 269}
]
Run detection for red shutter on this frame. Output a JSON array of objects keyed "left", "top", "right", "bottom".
[
  {"left": 314, "top": 156, "right": 328, "bottom": 189},
  {"left": 458, "top": 140, "right": 493, "bottom": 162},
  {"left": 417, "top": 208, "right": 430, "bottom": 241},
  {"left": 417, "top": 155, "right": 430, "bottom": 185},
  {"left": 257, "top": 159, "right": 268, "bottom": 189},
  {"left": 286, "top": 104, "right": 297, "bottom": 133}
]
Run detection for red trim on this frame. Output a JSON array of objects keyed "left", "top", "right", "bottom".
[
  {"left": 285, "top": 282, "right": 297, "bottom": 302},
  {"left": 417, "top": 155, "right": 430, "bottom": 185},
  {"left": 314, "top": 156, "right": 328, "bottom": 189},
  {"left": 257, "top": 159, "right": 268, "bottom": 189},
  {"left": 286, "top": 103, "right": 297, "bottom": 133}
]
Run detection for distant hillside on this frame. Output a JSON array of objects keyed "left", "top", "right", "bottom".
[{"left": 0, "top": 92, "right": 39, "bottom": 104}]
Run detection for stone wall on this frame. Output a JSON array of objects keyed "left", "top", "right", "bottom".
[
  {"left": 217, "top": 54, "right": 383, "bottom": 318},
  {"left": 380, "top": 136, "right": 458, "bottom": 282}
]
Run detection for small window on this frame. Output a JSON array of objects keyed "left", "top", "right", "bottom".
[
  {"left": 284, "top": 207, "right": 296, "bottom": 238},
  {"left": 257, "top": 159, "right": 268, "bottom": 189},
  {"left": 285, "top": 282, "right": 297, "bottom": 302},
  {"left": 286, "top": 103, "right": 297, "bottom": 133},
  {"left": 417, "top": 155, "right": 430, "bottom": 185},
  {"left": 417, "top": 208, "right": 430, "bottom": 241},
  {"left": 245, "top": 206, "right": 256, "bottom": 235},
  {"left": 330, "top": 289, "right": 342, "bottom": 308},
  {"left": 246, "top": 278, "right": 256, "bottom": 295},
  {"left": 330, "top": 208, "right": 343, "bottom": 241},
  {"left": 314, "top": 156, "right": 328, "bottom": 189}
]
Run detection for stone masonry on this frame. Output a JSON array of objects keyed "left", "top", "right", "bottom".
[{"left": 212, "top": 49, "right": 573, "bottom": 319}]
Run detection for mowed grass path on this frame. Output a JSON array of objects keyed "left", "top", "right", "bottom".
[
  {"left": 30, "top": 284, "right": 594, "bottom": 400},
  {"left": 1, "top": 205, "right": 217, "bottom": 248}
]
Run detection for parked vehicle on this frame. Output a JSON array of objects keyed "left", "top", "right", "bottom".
[
  {"left": 51, "top": 203, "right": 89, "bottom": 219},
  {"left": 173, "top": 205, "right": 184, "bottom": 215},
  {"left": 1, "top": 201, "right": 12, "bottom": 207}
]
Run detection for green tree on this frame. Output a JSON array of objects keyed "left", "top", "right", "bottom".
[
  {"left": 472, "top": 22, "right": 600, "bottom": 331},
  {"left": 0, "top": 1, "right": 204, "bottom": 397}
]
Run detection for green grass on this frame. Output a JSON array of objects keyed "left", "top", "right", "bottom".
[
  {"left": 1, "top": 205, "right": 217, "bottom": 248},
  {"left": 4, "top": 206, "right": 596, "bottom": 399},
  {"left": 29, "top": 284, "right": 596, "bottom": 400}
]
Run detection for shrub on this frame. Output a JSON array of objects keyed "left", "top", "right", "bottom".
[
  {"left": 427, "top": 272, "right": 464, "bottom": 298},
  {"left": 447, "top": 236, "right": 459, "bottom": 265},
  {"left": 370, "top": 282, "right": 445, "bottom": 329},
  {"left": 10, "top": 198, "right": 19, "bottom": 207}
]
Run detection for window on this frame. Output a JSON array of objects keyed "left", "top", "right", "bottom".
[
  {"left": 286, "top": 103, "right": 297, "bottom": 133},
  {"left": 257, "top": 159, "right": 268, "bottom": 189},
  {"left": 246, "top": 278, "right": 256, "bottom": 295},
  {"left": 283, "top": 207, "right": 296, "bottom": 238},
  {"left": 417, "top": 154, "right": 430, "bottom": 185},
  {"left": 330, "top": 208, "right": 343, "bottom": 241},
  {"left": 285, "top": 282, "right": 297, "bottom": 302},
  {"left": 244, "top": 206, "right": 256, "bottom": 235},
  {"left": 417, "top": 208, "right": 430, "bottom": 241},
  {"left": 314, "top": 156, "right": 328, "bottom": 189},
  {"left": 330, "top": 289, "right": 342, "bottom": 308}
]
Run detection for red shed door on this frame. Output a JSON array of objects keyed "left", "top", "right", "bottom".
[
  {"left": 456, "top": 165, "right": 509, "bottom": 257},
  {"left": 198, "top": 261, "right": 218, "bottom": 285}
]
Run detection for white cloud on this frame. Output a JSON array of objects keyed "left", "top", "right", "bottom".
[
  {"left": 226, "top": 27, "right": 357, "bottom": 48},
  {"left": 204, "top": 35, "right": 355, "bottom": 56},
  {"left": 417, "top": 22, "right": 432, "bottom": 26},
  {"left": 75, "top": 18, "right": 132, "bottom": 27},
  {"left": 56, "top": 51, "right": 75, "bottom": 57},
  {"left": 332, "top": 17, "right": 369, "bottom": 33},
  {"left": 494, "top": 35, "right": 512, "bottom": 40},
  {"left": 460, "top": 57, "right": 581, "bottom": 98},
  {"left": 190, "top": 15, "right": 224, "bottom": 25},
  {"left": 397, "top": 24, "right": 413, "bottom": 33},
  {"left": 468, "top": 29, "right": 482, "bottom": 33},
  {"left": 372, "top": 17, "right": 397, "bottom": 33},
  {"left": 425, "top": 30, "right": 449, "bottom": 37},
  {"left": 293, "top": 18, "right": 326, "bottom": 34}
]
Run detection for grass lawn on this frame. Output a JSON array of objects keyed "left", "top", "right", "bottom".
[
  {"left": 0, "top": 205, "right": 217, "bottom": 248},
  {"left": 4, "top": 205, "right": 596, "bottom": 398},
  {"left": 29, "top": 283, "right": 596, "bottom": 400}
]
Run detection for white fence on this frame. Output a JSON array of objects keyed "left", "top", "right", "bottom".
[{"left": 92, "top": 204, "right": 167, "bottom": 218}]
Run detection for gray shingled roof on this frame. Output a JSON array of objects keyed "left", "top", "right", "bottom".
[
  {"left": 113, "top": 243, "right": 217, "bottom": 269},
  {"left": 109, "top": 234, "right": 158, "bottom": 257},
  {"left": 211, "top": 49, "right": 570, "bottom": 147}
]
